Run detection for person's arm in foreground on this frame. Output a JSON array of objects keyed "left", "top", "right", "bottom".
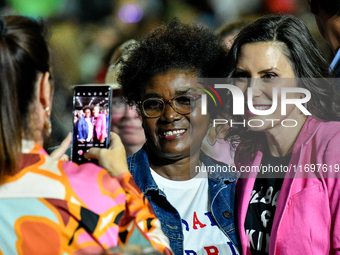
[{"left": 85, "top": 132, "right": 173, "bottom": 255}]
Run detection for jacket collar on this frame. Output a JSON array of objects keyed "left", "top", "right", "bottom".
[
  {"left": 240, "top": 116, "right": 321, "bottom": 168},
  {"left": 200, "top": 150, "right": 239, "bottom": 182},
  {"left": 291, "top": 116, "right": 322, "bottom": 153},
  {"left": 128, "top": 145, "right": 158, "bottom": 195},
  {"left": 128, "top": 145, "right": 238, "bottom": 195}
]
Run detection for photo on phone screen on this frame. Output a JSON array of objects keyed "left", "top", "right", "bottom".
[{"left": 72, "top": 85, "right": 112, "bottom": 164}]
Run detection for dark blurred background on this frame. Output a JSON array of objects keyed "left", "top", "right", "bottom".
[{"left": 1, "top": 0, "right": 330, "bottom": 148}]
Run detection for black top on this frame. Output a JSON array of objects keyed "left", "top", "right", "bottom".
[{"left": 244, "top": 150, "right": 292, "bottom": 255}]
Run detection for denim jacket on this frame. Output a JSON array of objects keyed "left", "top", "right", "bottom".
[{"left": 127, "top": 146, "right": 240, "bottom": 255}]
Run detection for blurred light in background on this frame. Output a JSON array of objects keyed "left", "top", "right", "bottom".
[
  {"left": 7, "top": 0, "right": 65, "bottom": 18},
  {"left": 118, "top": 4, "right": 143, "bottom": 23}
]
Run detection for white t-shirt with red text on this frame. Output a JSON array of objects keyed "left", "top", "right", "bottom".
[{"left": 150, "top": 168, "right": 238, "bottom": 255}]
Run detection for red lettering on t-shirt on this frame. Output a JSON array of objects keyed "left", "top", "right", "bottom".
[
  {"left": 193, "top": 212, "right": 207, "bottom": 229},
  {"left": 204, "top": 246, "right": 219, "bottom": 255}
]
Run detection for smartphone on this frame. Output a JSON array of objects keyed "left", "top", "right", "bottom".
[{"left": 71, "top": 85, "right": 112, "bottom": 164}]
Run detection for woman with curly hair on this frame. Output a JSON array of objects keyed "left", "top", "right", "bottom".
[
  {"left": 118, "top": 19, "right": 240, "bottom": 255},
  {"left": 225, "top": 14, "right": 340, "bottom": 254}
]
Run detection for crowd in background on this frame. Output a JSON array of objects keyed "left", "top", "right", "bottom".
[
  {"left": 2, "top": 0, "right": 340, "bottom": 254},
  {"left": 0, "top": 0, "right": 333, "bottom": 150}
]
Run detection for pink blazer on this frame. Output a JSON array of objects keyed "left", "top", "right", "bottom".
[
  {"left": 236, "top": 116, "right": 340, "bottom": 255},
  {"left": 92, "top": 113, "right": 107, "bottom": 140}
]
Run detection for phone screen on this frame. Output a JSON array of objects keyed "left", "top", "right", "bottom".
[{"left": 72, "top": 85, "right": 112, "bottom": 164}]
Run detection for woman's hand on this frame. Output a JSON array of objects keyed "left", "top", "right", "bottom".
[
  {"left": 84, "top": 132, "right": 129, "bottom": 177},
  {"left": 50, "top": 132, "right": 72, "bottom": 161}
]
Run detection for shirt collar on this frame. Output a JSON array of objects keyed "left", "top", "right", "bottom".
[
  {"left": 129, "top": 146, "right": 238, "bottom": 195},
  {"left": 21, "top": 140, "right": 48, "bottom": 155}
]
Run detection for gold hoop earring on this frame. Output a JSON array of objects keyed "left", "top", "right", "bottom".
[{"left": 44, "top": 106, "right": 52, "bottom": 136}]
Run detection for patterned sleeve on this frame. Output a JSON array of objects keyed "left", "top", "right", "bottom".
[
  {"left": 116, "top": 172, "right": 173, "bottom": 255},
  {"left": 0, "top": 145, "right": 172, "bottom": 255}
]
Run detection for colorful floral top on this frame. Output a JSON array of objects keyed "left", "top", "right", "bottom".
[{"left": 0, "top": 141, "right": 172, "bottom": 255}]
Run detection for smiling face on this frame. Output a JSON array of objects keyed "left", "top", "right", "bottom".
[
  {"left": 111, "top": 95, "right": 145, "bottom": 151},
  {"left": 93, "top": 106, "right": 100, "bottom": 117},
  {"left": 84, "top": 109, "right": 92, "bottom": 118},
  {"left": 141, "top": 69, "right": 210, "bottom": 161},
  {"left": 234, "top": 42, "right": 304, "bottom": 132}
]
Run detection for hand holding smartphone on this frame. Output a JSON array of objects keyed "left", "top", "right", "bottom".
[
  {"left": 71, "top": 85, "right": 112, "bottom": 164},
  {"left": 84, "top": 132, "right": 129, "bottom": 177}
]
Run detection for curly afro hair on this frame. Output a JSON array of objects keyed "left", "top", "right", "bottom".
[
  {"left": 118, "top": 19, "right": 228, "bottom": 105},
  {"left": 82, "top": 105, "right": 92, "bottom": 113}
]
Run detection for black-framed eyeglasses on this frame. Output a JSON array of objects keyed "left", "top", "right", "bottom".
[{"left": 139, "top": 94, "right": 202, "bottom": 118}]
